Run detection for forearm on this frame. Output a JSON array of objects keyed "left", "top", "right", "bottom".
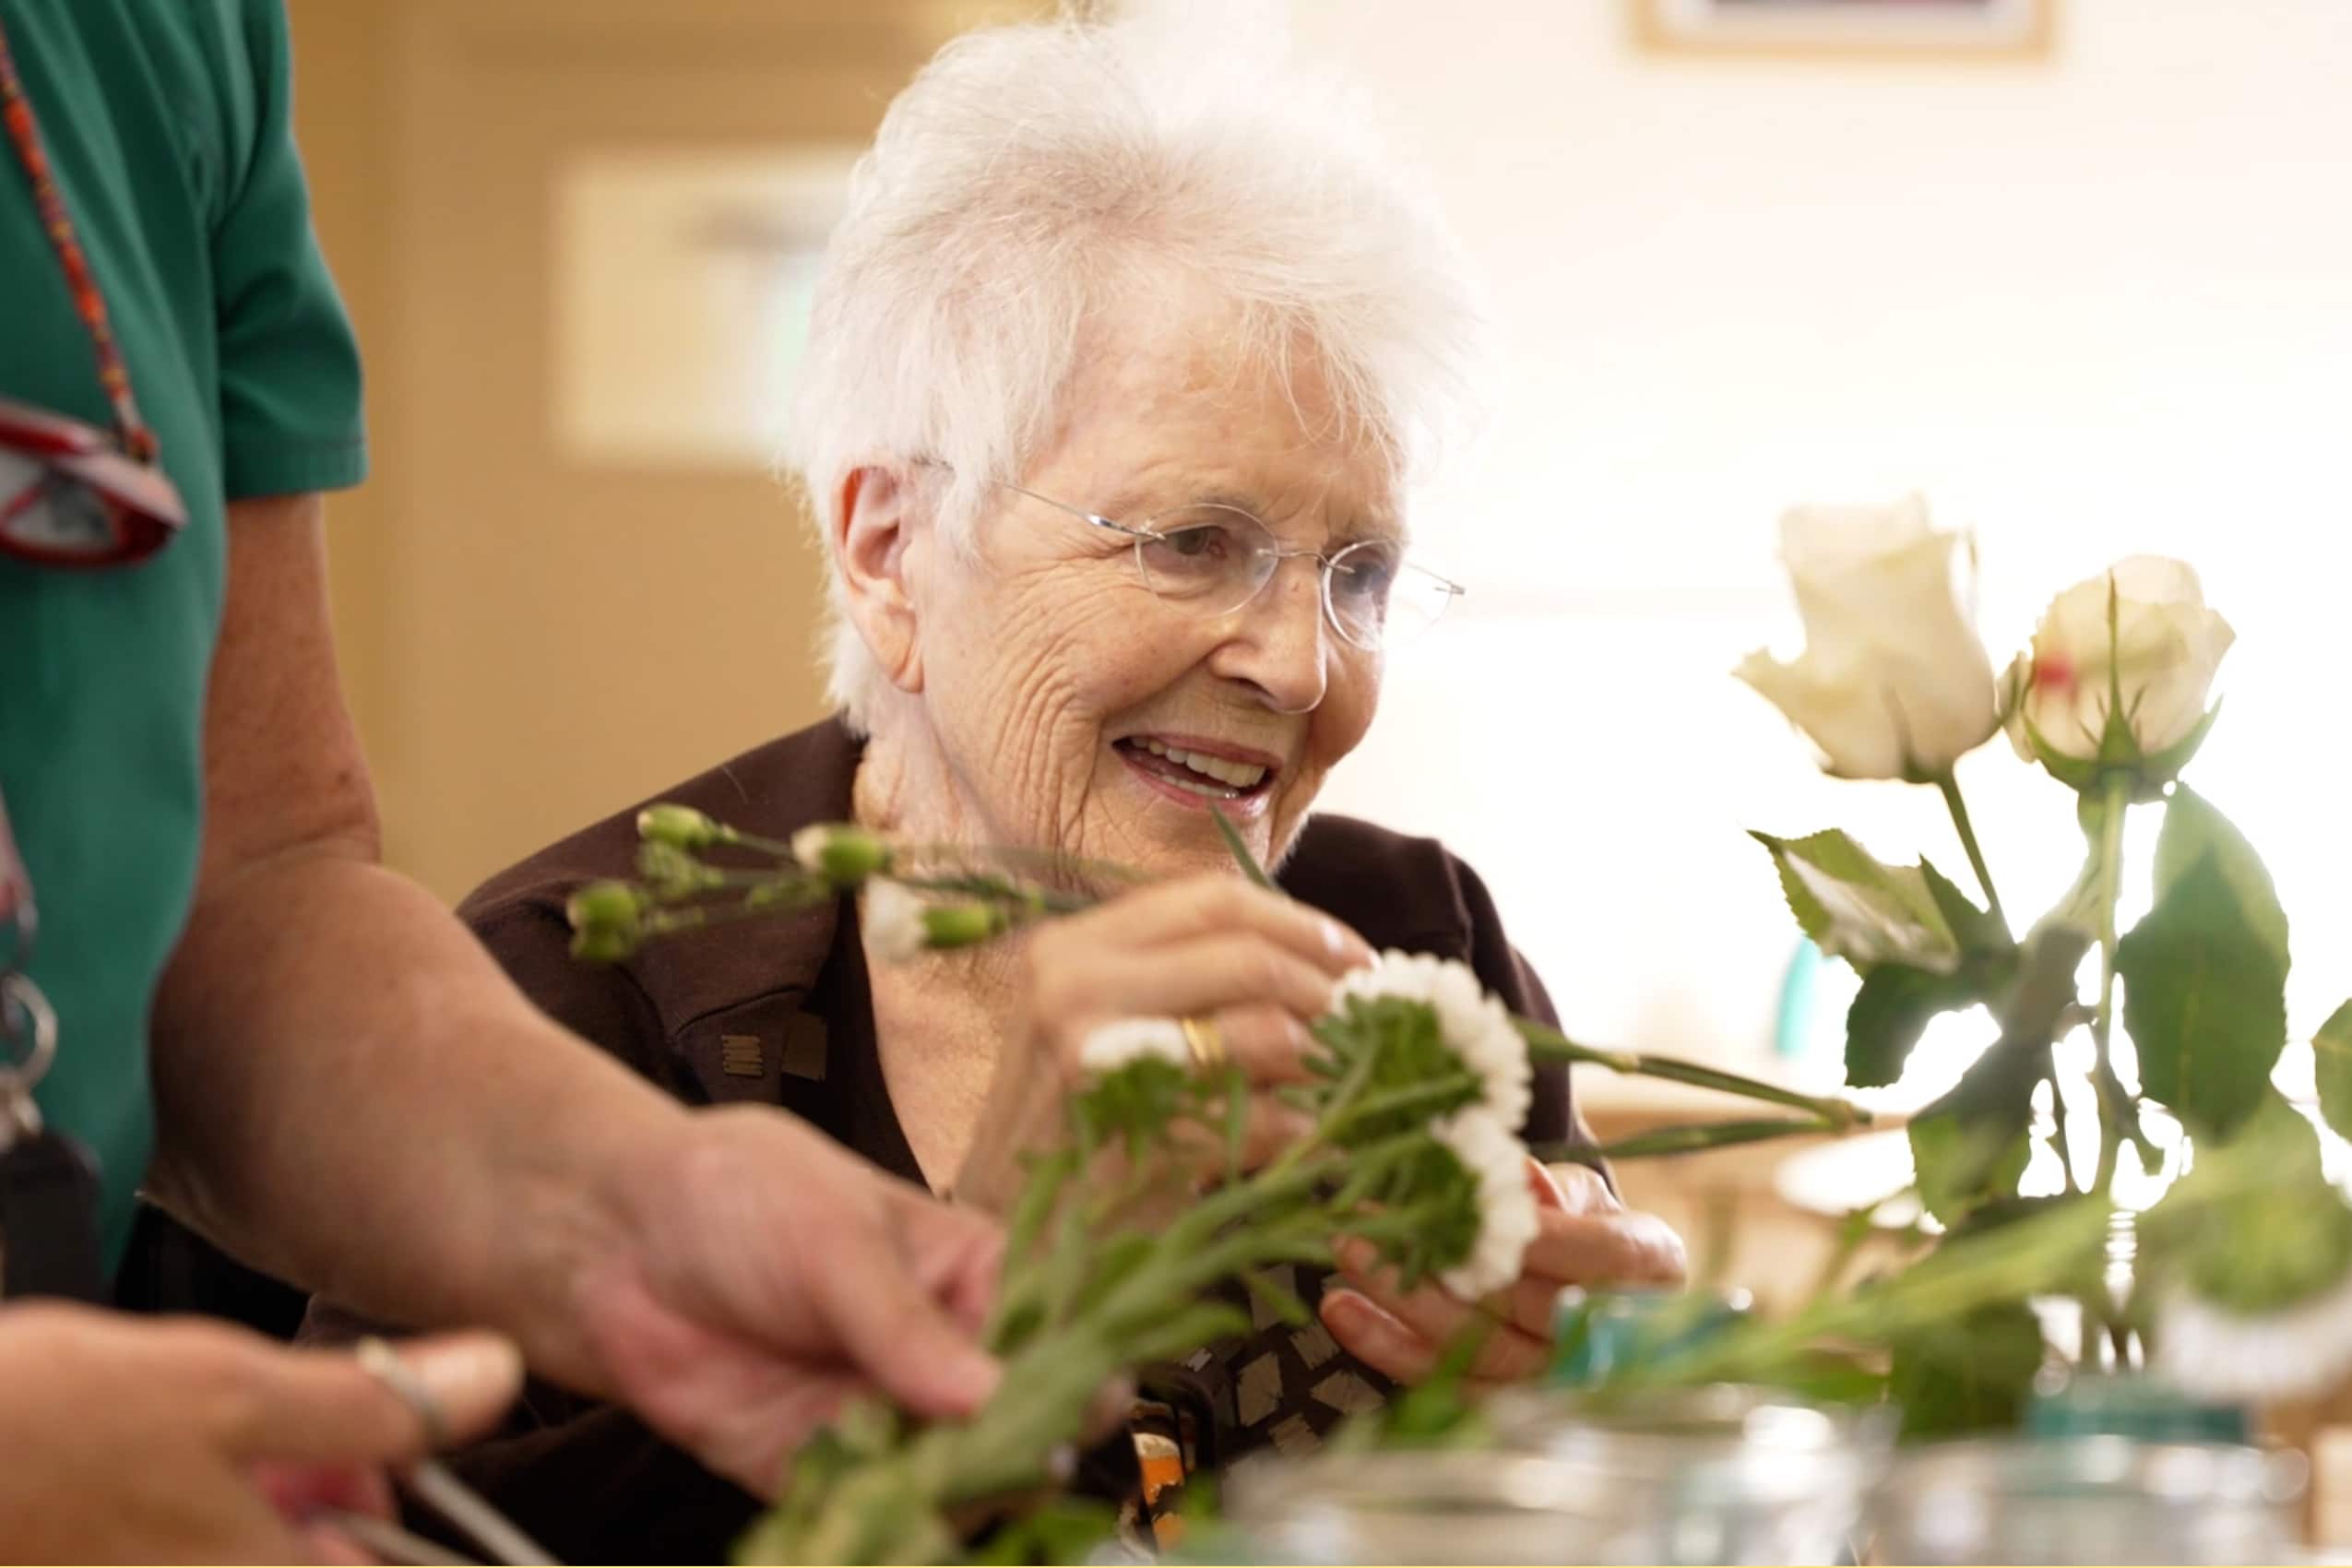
[{"left": 148, "top": 842, "right": 689, "bottom": 1396}]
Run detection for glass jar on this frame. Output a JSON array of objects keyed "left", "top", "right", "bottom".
[
  {"left": 1870, "top": 1435, "right": 2308, "bottom": 1564},
  {"left": 1219, "top": 1385, "right": 1887, "bottom": 1566}
]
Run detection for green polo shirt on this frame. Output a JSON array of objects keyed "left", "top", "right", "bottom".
[{"left": 0, "top": 0, "right": 364, "bottom": 1273}]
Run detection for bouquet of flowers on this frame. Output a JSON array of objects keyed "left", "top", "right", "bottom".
[
  {"left": 562, "top": 496, "right": 2351, "bottom": 1561},
  {"left": 1718, "top": 496, "right": 2352, "bottom": 1422},
  {"left": 569, "top": 808, "right": 1866, "bottom": 1562}
]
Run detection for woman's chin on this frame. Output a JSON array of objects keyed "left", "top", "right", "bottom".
[{"left": 1094, "top": 775, "right": 1297, "bottom": 878}]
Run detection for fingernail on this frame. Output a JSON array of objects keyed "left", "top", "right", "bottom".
[
  {"left": 1324, "top": 919, "right": 1370, "bottom": 963},
  {"left": 400, "top": 1333, "right": 525, "bottom": 1415}
]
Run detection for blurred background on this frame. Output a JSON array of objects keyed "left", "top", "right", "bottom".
[{"left": 285, "top": 0, "right": 2352, "bottom": 1312}]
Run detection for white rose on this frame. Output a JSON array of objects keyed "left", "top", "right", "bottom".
[
  {"left": 1736, "top": 495, "right": 2001, "bottom": 780},
  {"left": 2004, "top": 555, "right": 2234, "bottom": 768}
]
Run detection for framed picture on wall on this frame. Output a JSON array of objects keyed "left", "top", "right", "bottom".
[{"left": 1633, "top": 0, "right": 2058, "bottom": 62}]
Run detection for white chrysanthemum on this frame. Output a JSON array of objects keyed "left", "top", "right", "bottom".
[
  {"left": 862, "top": 880, "right": 929, "bottom": 965},
  {"left": 1431, "top": 1109, "right": 1539, "bottom": 1300},
  {"left": 1079, "top": 1017, "right": 1192, "bottom": 1075},
  {"left": 1333, "top": 949, "right": 1532, "bottom": 1130},
  {"left": 2153, "top": 1272, "right": 2352, "bottom": 1404}
]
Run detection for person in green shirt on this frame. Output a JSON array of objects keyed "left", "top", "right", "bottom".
[{"left": 0, "top": 2, "right": 1006, "bottom": 1557}]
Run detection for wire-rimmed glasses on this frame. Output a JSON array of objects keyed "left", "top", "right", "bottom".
[{"left": 992, "top": 480, "right": 1463, "bottom": 652}]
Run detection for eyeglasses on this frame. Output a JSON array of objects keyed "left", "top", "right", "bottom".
[
  {"left": 0, "top": 14, "right": 186, "bottom": 570},
  {"left": 992, "top": 480, "right": 1464, "bottom": 653}
]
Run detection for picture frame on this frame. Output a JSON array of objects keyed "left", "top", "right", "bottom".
[{"left": 1632, "top": 0, "right": 2058, "bottom": 63}]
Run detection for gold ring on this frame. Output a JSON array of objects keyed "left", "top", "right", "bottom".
[
  {"left": 1178, "top": 1015, "right": 1228, "bottom": 1071},
  {"left": 355, "top": 1335, "right": 451, "bottom": 1452}
]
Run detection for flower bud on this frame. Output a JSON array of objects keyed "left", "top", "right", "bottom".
[
  {"left": 2006, "top": 556, "right": 2233, "bottom": 794},
  {"left": 636, "top": 803, "right": 724, "bottom": 850},
  {"left": 566, "top": 879, "right": 647, "bottom": 961},
  {"left": 636, "top": 841, "right": 717, "bottom": 898},
  {"left": 792, "top": 824, "right": 892, "bottom": 887},
  {"left": 921, "top": 900, "right": 1007, "bottom": 952}
]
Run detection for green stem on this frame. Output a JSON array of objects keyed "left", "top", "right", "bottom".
[
  {"left": 2089, "top": 771, "right": 2131, "bottom": 1196},
  {"left": 1935, "top": 770, "right": 2008, "bottom": 930},
  {"left": 1597, "top": 1116, "right": 1850, "bottom": 1160},
  {"left": 1318, "top": 1074, "right": 1479, "bottom": 1145},
  {"left": 1629, "top": 1195, "right": 2113, "bottom": 1390},
  {"left": 2044, "top": 1063, "right": 2085, "bottom": 1197},
  {"left": 1517, "top": 1019, "right": 1871, "bottom": 1129}
]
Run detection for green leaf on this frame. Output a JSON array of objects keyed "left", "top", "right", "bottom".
[
  {"left": 2154, "top": 785, "right": 2289, "bottom": 968},
  {"left": 2315, "top": 1000, "right": 2352, "bottom": 1144},
  {"left": 1921, "top": 858, "right": 2012, "bottom": 956},
  {"left": 1847, "top": 961, "right": 1988, "bottom": 1088},
  {"left": 2117, "top": 851, "right": 2288, "bottom": 1139},
  {"left": 1209, "top": 804, "right": 1274, "bottom": 889},
  {"left": 1907, "top": 1041, "right": 2038, "bottom": 1224},
  {"left": 1597, "top": 1118, "right": 1831, "bottom": 1159},
  {"left": 1889, "top": 1301, "right": 2047, "bottom": 1439},
  {"left": 1750, "top": 830, "right": 1959, "bottom": 974},
  {"left": 2139, "top": 701, "right": 2223, "bottom": 793},
  {"left": 2138, "top": 1094, "right": 2352, "bottom": 1315},
  {"left": 2018, "top": 709, "right": 2103, "bottom": 793},
  {"left": 970, "top": 1499, "right": 1121, "bottom": 1567},
  {"left": 1238, "top": 1267, "right": 1311, "bottom": 1328}
]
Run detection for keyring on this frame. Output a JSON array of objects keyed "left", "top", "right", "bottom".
[{"left": 0, "top": 970, "right": 57, "bottom": 1108}]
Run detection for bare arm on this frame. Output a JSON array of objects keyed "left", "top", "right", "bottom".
[
  {"left": 146, "top": 493, "right": 683, "bottom": 1396},
  {"left": 146, "top": 495, "right": 1004, "bottom": 1493}
]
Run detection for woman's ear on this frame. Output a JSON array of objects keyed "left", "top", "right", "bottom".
[{"left": 833, "top": 466, "right": 925, "bottom": 696}]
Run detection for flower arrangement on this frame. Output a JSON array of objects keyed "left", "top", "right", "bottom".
[
  {"left": 567, "top": 810, "right": 1867, "bottom": 1562},
  {"left": 1722, "top": 496, "right": 2352, "bottom": 1422},
  {"left": 559, "top": 495, "right": 2350, "bottom": 1561}
]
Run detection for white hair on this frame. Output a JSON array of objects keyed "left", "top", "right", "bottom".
[{"left": 783, "top": 6, "right": 1492, "bottom": 729}]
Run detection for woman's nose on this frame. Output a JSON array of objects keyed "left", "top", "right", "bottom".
[{"left": 1215, "top": 555, "right": 1330, "bottom": 714}]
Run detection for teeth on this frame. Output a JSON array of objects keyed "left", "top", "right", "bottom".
[{"left": 1132, "top": 737, "right": 1268, "bottom": 790}]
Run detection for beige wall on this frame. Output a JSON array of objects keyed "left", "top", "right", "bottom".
[{"left": 290, "top": 0, "right": 1039, "bottom": 903}]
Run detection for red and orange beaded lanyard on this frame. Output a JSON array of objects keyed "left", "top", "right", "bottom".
[{"left": 0, "top": 9, "right": 160, "bottom": 467}]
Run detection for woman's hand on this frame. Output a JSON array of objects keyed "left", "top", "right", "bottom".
[
  {"left": 956, "top": 875, "right": 1374, "bottom": 1211},
  {"left": 1319, "top": 1159, "right": 1687, "bottom": 1387},
  {"left": 0, "top": 1303, "right": 520, "bottom": 1563}
]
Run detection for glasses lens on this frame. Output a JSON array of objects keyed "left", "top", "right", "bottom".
[
  {"left": 0, "top": 440, "right": 184, "bottom": 569},
  {"left": 1134, "top": 505, "right": 1277, "bottom": 616},
  {"left": 1325, "top": 540, "right": 1459, "bottom": 651}
]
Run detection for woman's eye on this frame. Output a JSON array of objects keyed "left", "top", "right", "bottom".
[{"left": 1160, "top": 526, "right": 1228, "bottom": 559}]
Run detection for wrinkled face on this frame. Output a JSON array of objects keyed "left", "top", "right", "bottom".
[{"left": 901, "top": 325, "right": 1394, "bottom": 877}]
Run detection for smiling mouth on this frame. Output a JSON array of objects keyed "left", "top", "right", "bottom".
[{"left": 1113, "top": 736, "right": 1277, "bottom": 802}]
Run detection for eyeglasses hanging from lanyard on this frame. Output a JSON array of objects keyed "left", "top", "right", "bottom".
[{"left": 0, "top": 9, "right": 186, "bottom": 569}]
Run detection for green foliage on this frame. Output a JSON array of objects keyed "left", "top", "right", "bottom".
[
  {"left": 1846, "top": 962, "right": 1991, "bottom": 1088},
  {"left": 2139, "top": 1094, "right": 2352, "bottom": 1316},
  {"left": 2154, "top": 786, "right": 2289, "bottom": 965},
  {"left": 1907, "top": 1041, "right": 2038, "bottom": 1225},
  {"left": 2315, "top": 1000, "right": 2352, "bottom": 1144},
  {"left": 1920, "top": 859, "right": 2013, "bottom": 956},
  {"left": 1888, "top": 1301, "right": 2047, "bottom": 1439},
  {"left": 1750, "top": 830, "right": 1960, "bottom": 972},
  {"left": 2118, "top": 851, "right": 2287, "bottom": 1139}
]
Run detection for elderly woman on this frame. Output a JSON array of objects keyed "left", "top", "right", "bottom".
[{"left": 327, "top": 14, "right": 1682, "bottom": 1559}]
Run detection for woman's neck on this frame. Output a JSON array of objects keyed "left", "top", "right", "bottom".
[{"left": 852, "top": 724, "right": 1027, "bottom": 1191}]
